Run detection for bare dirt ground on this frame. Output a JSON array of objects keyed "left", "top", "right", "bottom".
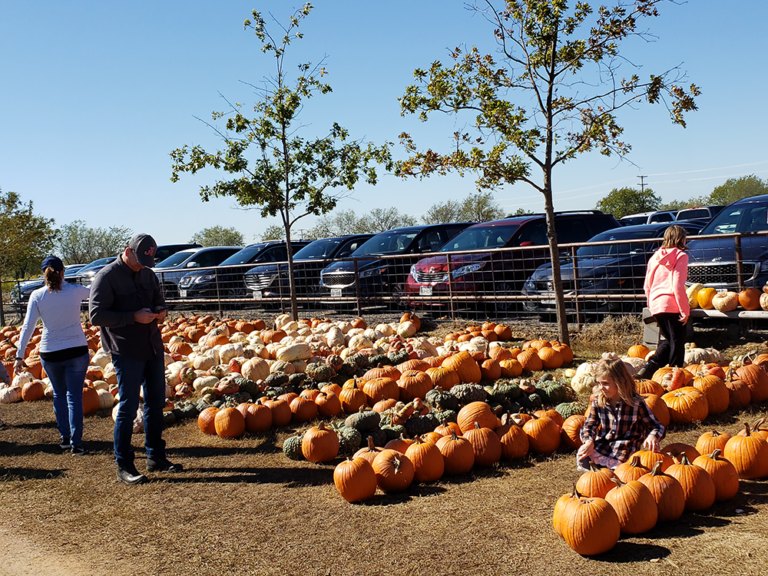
[{"left": 2, "top": 314, "right": 768, "bottom": 576}]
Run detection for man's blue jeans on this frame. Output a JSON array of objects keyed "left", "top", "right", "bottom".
[
  {"left": 111, "top": 352, "right": 166, "bottom": 470},
  {"left": 40, "top": 353, "right": 89, "bottom": 447}
]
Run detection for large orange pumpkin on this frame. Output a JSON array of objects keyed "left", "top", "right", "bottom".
[
  {"left": 522, "top": 414, "right": 560, "bottom": 454},
  {"left": 333, "top": 457, "right": 377, "bottom": 503},
  {"left": 637, "top": 461, "right": 685, "bottom": 522},
  {"left": 425, "top": 366, "right": 460, "bottom": 390},
  {"left": 441, "top": 352, "right": 481, "bottom": 383},
  {"left": 214, "top": 407, "right": 246, "bottom": 438},
  {"left": 457, "top": 401, "right": 498, "bottom": 433},
  {"left": 604, "top": 477, "right": 658, "bottom": 535},
  {"left": 561, "top": 497, "right": 620, "bottom": 556},
  {"left": 661, "top": 387, "right": 708, "bottom": 424}
]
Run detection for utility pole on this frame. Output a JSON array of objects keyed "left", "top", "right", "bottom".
[{"left": 638, "top": 175, "right": 648, "bottom": 193}]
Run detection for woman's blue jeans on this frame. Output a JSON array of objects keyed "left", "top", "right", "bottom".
[
  {"left": 40, "top": 353, "right": 90, "bottom": 447},
  {"left": 111, "top": 352, "right": 166, "bottom": 470}
]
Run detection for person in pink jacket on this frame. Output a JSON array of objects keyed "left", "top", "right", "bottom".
[{"left": 636, "top": 225, "right": 690, "bottom": 379}]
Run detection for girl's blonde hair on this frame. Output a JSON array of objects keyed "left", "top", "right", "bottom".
[
  {"left": 594, "top": 358, "right": 637, "bottom": 407},
  {"left": 661, "top": 224, "right": 687, "bottom": 250}
]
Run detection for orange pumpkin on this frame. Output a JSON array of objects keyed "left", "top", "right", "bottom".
[
  {"left": 661, "top": 387, "right": 708, "bottom": 424},
  {"left": 425, "top": 366, "right": 460, "bottom": 391},
  {"left": 441, "top": 351, "right": 481, "bottom": 383}
]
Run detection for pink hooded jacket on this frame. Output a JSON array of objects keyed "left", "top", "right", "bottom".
[{"left": 644, "top": 247, "right": 690, "bottom": 317}]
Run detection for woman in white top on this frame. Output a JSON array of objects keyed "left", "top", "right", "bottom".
[{"left": 15, "top": 256, "right": 90, "bottom": 454}]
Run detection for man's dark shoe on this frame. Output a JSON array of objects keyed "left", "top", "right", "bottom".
[
  {"left": 146, "top": 458, "right": 183, "bottom": 473},
  {"left": 117, "top": 466, "right": 148, "bottom": 485},
  {"left": 59, "top": 438, "right": 71, "bottom": 450},
  {"left": 71, "top": 445, "right": 87, "bottom": 456}
]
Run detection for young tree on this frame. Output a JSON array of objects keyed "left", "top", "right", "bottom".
[
  {"left": 190, "top": 225, "right": 245, "bottom": 247},
  {"left": 0, "top": 188, "right": 57, "bottom": 278},
  {"left": 421, "top": 199, "right": 463, "bottom": 224},
  {"left": 259, "top": 224, "right": 286, "bottom": 241},
  {"left": 170, "top": 5, "right": 392, "bottom": 320},
  {"left": 459, "top": 191, "right": 505, "bottom": 222},
  {"left": 361, "top": 207, "right": 417, "bottom": 233},
  {"left": 397, "top": 0, "right": 699, "bottom": 343},
  {"left": 595, "top": 187, "right": 661, "bottom": 219},
  {"left": 708, "top": 175, "right": 768, "bottom": 206},
  {"left": 57, "top": 220, "right": 133, "bottom": 264}
]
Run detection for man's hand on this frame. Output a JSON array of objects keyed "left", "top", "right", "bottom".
[
  {"left": 13, "top": 359, "right": 24, "bottom": 374},
  {"left": 154, "top": 306, "right": 168, "bottom": 322},
  {"left": 134, "top": 308, "right": 158, "bottom": 324}
]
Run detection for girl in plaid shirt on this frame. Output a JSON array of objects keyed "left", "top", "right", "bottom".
[{"left": 577, "top": 358, "right": 665, "bottom": 471}]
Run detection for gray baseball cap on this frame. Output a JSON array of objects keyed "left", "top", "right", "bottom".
[{"left": 128, "top": 233, "right": 158, "bottom": 267}]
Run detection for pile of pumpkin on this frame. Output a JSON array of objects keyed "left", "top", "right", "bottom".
[
  {"left": 555, "top": 421, "right": 768, "bottom": 556},
  {"left": 686, "top": 284, "right": 768, "bottom": 313}
]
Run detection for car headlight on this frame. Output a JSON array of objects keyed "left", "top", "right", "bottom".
[
  {"left": 194, "top": 273, "right": 216, "bottom": 284},
  {"left": 360, "top": 267, "right": 385, "bottom": 278},
  {"left": 409, "top": 265, "right": 416, "bottom": 278},
  {"left": 452, "top": 262, "right": 486, "bottom": 278},
  {"left": 523, "top": 279, "right": 536, "bottom": 291}
]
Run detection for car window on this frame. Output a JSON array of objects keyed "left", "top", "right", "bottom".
[
  {"left": 353, "top": 231, "right": 419, "bottom": 255},
  {"left": 155, "top": 251, "right": 195, "bottom": 268},
  {"left": 677, "top": 208, "right": 710, "bottom": 220},
  {"left": 442, "top": 224, "right": 520, "bottom": 251},
  {"left": 514, "top": 221, "right": 547, "bottom": 246},
  {"left": 741, "top": 205, "right": 768, "bottom": 232},
  {"left": 445, "top": 225, "right": 469, "bottom": 240},
  {"left": 261, "top": 246, "right": 288, "bottom": 262},
  {"left": 620, "top": 216, "right": 647, "bottom": 226},
  {"left": 556, "top": 218, "right": 590, "bottom": 244},
  {"left": 194, "top": 250, "right": 225, "bottom": 268},
  {"left": 418, "top": 230, "right": 444, "bottom": 252},
  {"left": 336, "top": 238, "right": 365, "bottom": 258},
  {"left": 650, "top": 213, "right": 674, "bottom": 222},
  {"left": 702, "top": 206, "right": 745, "bottom": 235},
  {"left": 293, "top": 239, "right": 341, "bottom": 260}
]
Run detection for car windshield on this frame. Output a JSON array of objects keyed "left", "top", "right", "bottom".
[
  {"left": 677, "top": 208, "right": 710, "bottom": 220},
  {"left": 701, "top": 202, "right": 768, "bottom": 235},
  {"left": 155, "top": 250, "right": 195, "bottom": 268},
  {"left": 441, "top": 224, "right": 520, "bottom": 251},
  {"left": 353, "top": 231, "right": 419, "bottom": 255},
  {"left": 294, "top": 239, "right": 343, "bottom": 260},
  {"left": 64, "top": 265, "right": 86, "bottom": 277},
  {"left": 78, "top": 257, "right": 114, "bottom": 273},
  {"left": 577, "top": 228, "right": 660, "bottom": 257},
  {"left": 620, "top": 216, "right": 648, "bottom": 226},
  {"left": 219, "top": 245, "right": 268, "bottom": 266}
]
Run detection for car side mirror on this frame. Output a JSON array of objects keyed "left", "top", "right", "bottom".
[{"left": 186, "top": 261, "right": 199, "bottom": 268}]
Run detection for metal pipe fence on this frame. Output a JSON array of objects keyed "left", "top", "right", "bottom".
[{"left": 4, "top": 229, "right": 768, "bottom": 325}]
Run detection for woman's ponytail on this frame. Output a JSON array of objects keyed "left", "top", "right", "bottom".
[{"left": 44, "top": 266, "right": 63, "bottom": 292}]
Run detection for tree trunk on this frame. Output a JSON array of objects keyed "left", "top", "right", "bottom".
[
  {"left": 283, "top": 216, "right": 298, "bottom": 321},
  {"left": 541, "top": 187, "right": 569, "bottom": 346}
]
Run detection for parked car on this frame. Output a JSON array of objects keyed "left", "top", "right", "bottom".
[
  {"left": 406, "top": 211, "right": 620, "bottom": 311},
  {"left": 178, "top": 240, "right": 312, "bottom": 301},
  {"left": 243, "top": 235, "right": 373, "bottom": 303},
  {"left": 521, "top": 221, "right": 706, "bottom": 314},
  {"left": 675, "top": 205, "right": 725, "bottom": 224},
  {"left": 153, "top": 246, "right": 242, "bottom": 299},
  {"left": 154, "top": 243, "right": 202, "bottom": 265},
  {"left": 319, "top": 223, "right": 473, "bottom": 305},
  {"left": 10, "top": 264, "right": 89, "bottom": 305},
  {"left": 72, "top": 257, "right": 117, "bottom": 287},
  {"left": 686, "top": 194, "right": 768, "bottom": 290},
  {"left": 619, "top": 210, "right": 678, "bottom": 226}
]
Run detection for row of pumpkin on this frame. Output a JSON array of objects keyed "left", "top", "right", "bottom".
[{"left": 556, "top": 421, "right": 768, "bottom": 556}]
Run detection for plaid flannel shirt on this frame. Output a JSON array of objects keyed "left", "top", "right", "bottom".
[{"left": 580, "top": 394, "right": 665, "bottom": 464}]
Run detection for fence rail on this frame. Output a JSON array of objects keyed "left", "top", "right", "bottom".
[{"left": 4, "top": 229, "right": 768, "bottom": 325}]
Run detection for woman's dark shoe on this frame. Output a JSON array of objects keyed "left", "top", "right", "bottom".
[
  {"left": 59, "top": 438, "right": 72, "bottom": 450},
  {"left": 117, "top": 466, "right": 148, "bottom": 485},
  {"left": 71, "top": 445, "right": 87, "bottom": 456}
]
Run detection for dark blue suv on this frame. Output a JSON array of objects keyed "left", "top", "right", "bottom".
[{"left": 686, "top": 194, "right": 768, "bottom": 290}]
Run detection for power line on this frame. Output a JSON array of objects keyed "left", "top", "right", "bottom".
[{"left": 638, "top": 175, "right": 648, "bottom": 192}]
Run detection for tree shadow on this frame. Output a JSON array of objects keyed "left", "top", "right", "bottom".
[
  {"left": 0, "top": 440, "right": 114, "bottom": 456},
  {"left": 8, "top": 421, "right": 58, "bottom": 430},
  {"left": 154, "top": 466, "right": 334, "bottom": 486},
  {"left": 642, "top": 513, "right": 732, "bottom": 540},
  {"left": 0, "top": 467, "right": 67, "bottom": 481}
]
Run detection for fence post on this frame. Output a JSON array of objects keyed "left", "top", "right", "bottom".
[
  {"left": 571, "top": 246, "right": 581, "bottom": 332},
  {"left": 447, "top": 254, "right": 455, "bottom": 321},
  {"left": 0, "top": 280, "right": 4, "bottom": 327},
  {"left": 734, "top": 234, "right": 744, "bottom": 291},
  {"left": 354, "top": 260, "right": 362, "bottom": 317},
  {"left": 214, "top": 269, "right": 223, "bottom": 319},
  {"left": 278, "top": 263, "right": 285, "bottom": 314}
]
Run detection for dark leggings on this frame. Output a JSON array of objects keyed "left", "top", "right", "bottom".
[{"left": 648, "top": 312, "right": 687, "bottom": 369}]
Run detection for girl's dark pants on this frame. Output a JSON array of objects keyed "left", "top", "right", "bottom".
[{"left": 647, "top": 312, "right": 687, "bottom": 370}]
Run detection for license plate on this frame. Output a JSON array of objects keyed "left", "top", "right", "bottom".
[
  {"left": 330, "top": 288, "right": 342, "bottom": 298},
  {"left": 419, "top": 286, "right": 433, "bottom": 296},
  {"left": 252, "top": 291, "right": 263, "bottom": 300},
  {"left": 716, "top": 288, "right": 727, "bottom": 293},
  {"left": 542, "top": 299, "right": 556, "bottom": 305},
  {"left": 179, "top": 289, "right": 187, "bottom": 298}
]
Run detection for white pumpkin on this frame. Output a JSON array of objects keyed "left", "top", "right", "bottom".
[
  {"left": 571, "top": 361, "right": 599, "bottom": 394},
  {"left": 712, "top": 291, "right": 739, "bottom": 312},
  {"left": 348, "top": 334, "right": 373, "bottom": 351},
  {"left": 686, "top": 283, "right": 704, "bottom": 309},
  {"left": 163, "top": 353, "right": 174, "bottom": 366},
  {"left": 410, "top": 337, "right": 439, "bottom": 358},
  {"left": 193, "top": 375, "right": 219, "bottom": 393},
  {"left": 90, "top": 349, "right": 112, "bottom": 369},
  {"left": 217, "top": 343, "right": 244, "bottom": 364},
  {"left": 326, "top": 327, "right": 345, "bottom": 348},
  {"left": 241, "top": 357, "right": 270, "bottom": 382},
  {"left": 193, "top": 353, "right": 217, "bottom": 371},
  {"left": 270, "top": 360, "right": 295, "bottom": 375},
  {"left": 44, "top": 383, "right": 54, "bottom": 398},
  {"left": 620, "top": 356, "right": 646, "bottom": 377},
  {"left": 397, "top": 321, "right": 418, "bottom": 338},
  {"left": 274, "top": 314, "right": 292, "bottom": 329},
  {"left": 229, "top": 332, "right": 248, "bottom": 344},
  {"left": 276, "top": 342, "right": 312, "bottom": 362},
  {"left": 684, "top": 346, "right": 724, "bottom": 365},
  {"left": 376, "top": 324, "right": 394, "bottom": 337},
  {"left": 97, "top": 388, "right": 115, "bottom": 409},
  {"left": 247, "top": 332, "right": 265, "bottom": 346},
  {"left": 291, "top": 360, "right": 307, "bottom": 374},
  {"left": 12, "top": 372, "right": 34, "bottom": 388},
  {"left": 92, "top": 380, "right": 109, "bottom": 391},
  {"left": 0, "top": 385, "right": 22, "bottom": 404}
]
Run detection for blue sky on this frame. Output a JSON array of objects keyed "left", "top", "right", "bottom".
[{"left": 1, "top": 1, "right": 766, "bottom": 245}]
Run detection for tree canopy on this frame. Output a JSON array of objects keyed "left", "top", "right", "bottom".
[
  {"left": 0, "top": 189, "right": 57, "bottom": 278},
  {"left": 190, "top": 225, "right": 245, "bottom": 247},
  {"left": 396, "top": 0, "right": 699, "bottom": 343},
  {"left": 709, "top": 175, "right": 768, "bottom": 206},
  {"left": 421, "top": 191, "right": 504, "bottom": 224},
  {"left": 595, "top": 187, "right": 661, "bottom": 219},
  {"left": 170, "top": 4, "right": 392, "bottom": 319},
  {"left": 57, "top": 220, "right": 132, "bottom": 265}
]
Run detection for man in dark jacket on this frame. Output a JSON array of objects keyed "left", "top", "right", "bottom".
[{"left": 90, "top": 233, "right": 183, "bottom": 485}]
